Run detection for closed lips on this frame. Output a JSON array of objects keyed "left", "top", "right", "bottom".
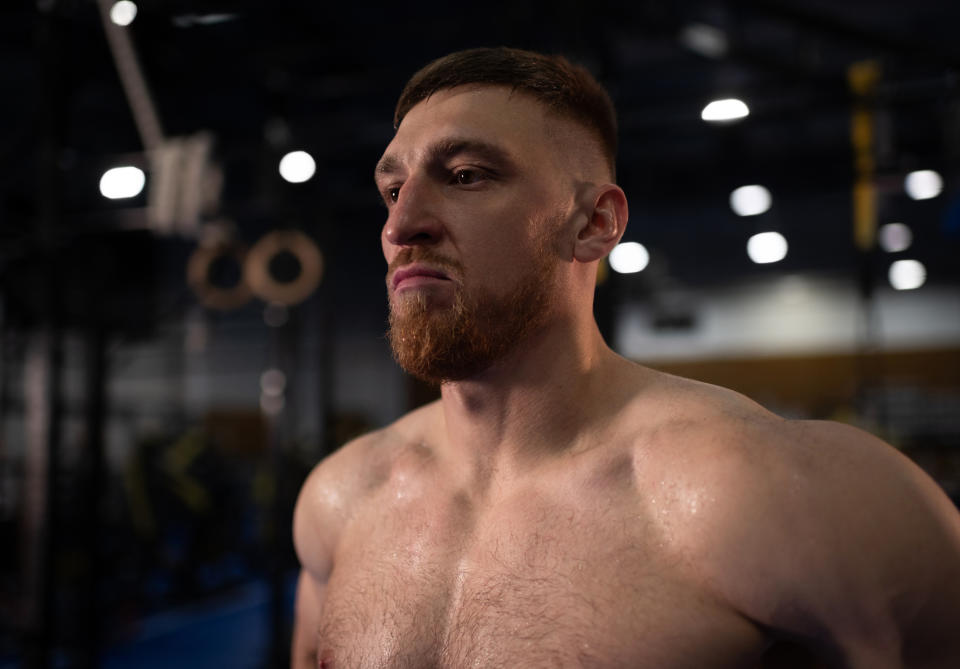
[{"left": 391, "top": 265, "right": 451, "bottom": 290}]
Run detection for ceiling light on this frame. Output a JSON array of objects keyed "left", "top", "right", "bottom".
[
  {"left": 109, "top": 1, "right": 138, "bottom": 26},
  {"left": 878, "top": 222, "right": 912, "bottom": 253},
  {"left": 679, "top": 23, "right": 729, "bottom": 59},
  {"left": 99, "top": 165, "right": 145, "bottom": 199},
  {"left": 904, "top": 170, "right": 943, "bottom": 200},
  {"left": 701, "top": 98, "right": 749, "bottom": 123},
  {"left": 609, "top": 242, "right": 650, "bottom": 274},
  {"left": 730, "top": 185, "right": 772, "bottom": 216},
  {"left": 172, "top": 13, "right": 238, "bottom": 28},
  {"left": 888, "top": 259, "right": 926, "bottom": 290},
  {"left": 746, "top": 231, "right": 788, "bottom": 264},
  {"left": 279, "top": 150, "right": 316, "bottom": 184}
]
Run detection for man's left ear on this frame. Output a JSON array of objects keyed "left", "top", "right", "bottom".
[{"left": 573, "top": 184, "right": 629, "bottom": 263}]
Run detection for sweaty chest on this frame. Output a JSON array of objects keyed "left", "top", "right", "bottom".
[{"left": 315, "top": 479, "right": 763, "bottom": 669}]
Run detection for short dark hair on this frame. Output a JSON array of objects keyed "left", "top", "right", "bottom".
[{"left": 394, "top": 47, "right": 618, "bottom": 177}]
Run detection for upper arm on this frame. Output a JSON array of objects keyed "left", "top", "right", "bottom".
[
  {"left": 880, "top": 442, "right": 960, "bottom": 669},
  {"left": 290, "top": 464, "right": 335, "bottom": 669},
  {"left": 678, "top": 416, "right": 960, "bottom": 667},
  {"left": 289, "top": 435, "right": 377, "bottom": 668},
  {"left": 804, "top": 422, "right": 960, "bottom": 668},
  {"left": 292, "top": 568, "right": 326, "bottom": 669},
  {"left": 738, "top": 421, "right": 960, "bottom": 666}
]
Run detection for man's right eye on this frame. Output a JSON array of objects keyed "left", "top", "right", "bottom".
[{"left": 387, "top": 187, "right": 400, "bottom": 203}]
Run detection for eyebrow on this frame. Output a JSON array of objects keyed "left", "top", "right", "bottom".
[{"left": 374, "top": 137, "right": 515, "bottom": 183}]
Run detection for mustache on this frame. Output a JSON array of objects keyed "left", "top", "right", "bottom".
[{"left": 387, "top": 248, "right": 464, "bottom": 278}]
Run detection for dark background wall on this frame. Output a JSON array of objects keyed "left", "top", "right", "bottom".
[{"left": 1, "top": 1, "right": 958, "bottom": 666}]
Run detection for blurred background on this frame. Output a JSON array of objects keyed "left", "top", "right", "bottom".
[{"left": 1, "top": 0, "right": 958, "bottom": 666}]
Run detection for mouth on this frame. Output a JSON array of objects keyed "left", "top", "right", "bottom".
[{"left": 390, "top": 263, "right": 453, "bottom": 292}]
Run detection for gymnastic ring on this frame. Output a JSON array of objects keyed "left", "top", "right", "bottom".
[
  {"left": 243, "top": 229, "right": 323, "bottom": 306},
  {"left": 187, "top": 242, "right": 253, "bottom": 311}
]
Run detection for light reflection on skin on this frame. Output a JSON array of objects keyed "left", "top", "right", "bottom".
[{"left": 646, "top": 478, "right": 718, "bottom": 546}]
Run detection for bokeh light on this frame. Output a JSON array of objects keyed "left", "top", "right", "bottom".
[
  {"left": 730, "top": 185, "right": 772, "bottom": 216},
  {"left": 609, "top": 242, "right": 650, "bottom": 274},
  {"left": 701, "top": 98, "right": 749, "bottom": 122},
  {"left": 889, "top": 259, "right": 926, "bottom": 290},
  {"left": 279, "top": 150, "right": 316, "bottom": 183},
  {"left": 109, "top": 1, "right": 138, "bottom": 26},
  {"left": 679, "top": 23, "right": 728, "bottom": 58},
  {"left": 99, "top": 165, "right": 145, "bottom": 199},
  {"left": 904, "top": 170, "right": 943, "bottom": 200},
  {"left": 878, "top": 222, "right": 912, "bottom": 253},
  {"left": 746, "top": 231, "right": 788, "bottom": 264}
]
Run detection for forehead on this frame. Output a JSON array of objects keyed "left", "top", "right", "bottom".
[{"left": 380, "top": 86, "right": 558, "bottom": 169}]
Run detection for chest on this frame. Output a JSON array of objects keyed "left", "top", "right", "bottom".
[{"left": 314, "top": 484, "right": 763, "bottom": 668}]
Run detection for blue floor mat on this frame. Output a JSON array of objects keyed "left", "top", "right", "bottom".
[
  {"left": 103, "top": 580, "right": 277, "bottom": 669},
  {"left": 0, "top": 577, "right": 296, "bottom": 669}
]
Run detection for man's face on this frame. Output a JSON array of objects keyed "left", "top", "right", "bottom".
[{"left": 375, "top": 86, "right": 578, "bottom": 383}]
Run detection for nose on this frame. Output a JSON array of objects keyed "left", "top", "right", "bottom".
[{"left": 381, "top": 175, "right": 445, "bottom": 250}]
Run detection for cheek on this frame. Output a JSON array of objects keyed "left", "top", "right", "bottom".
[{"left": 467, "top": 241, "right": 535, "bottom": 288}]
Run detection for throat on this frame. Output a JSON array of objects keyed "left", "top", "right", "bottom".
[{"left": 440, "top": 382, "right": 601, "bottom": 475}]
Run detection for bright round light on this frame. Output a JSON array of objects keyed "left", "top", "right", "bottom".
[
  {"left": 109, "top": 1, "right": 138, "bottom": 26},
  {"left": 609, "top": 242, "right": 650, "bottom": 274},
  {"left": 99, "top": 165, "right": 145, "bottom": 199},
  {"left": 746, "top": 231, "right": 788, "bottom": 264},
  {"left": 888, "top": 259, "right": 926, "bottom": 290},
  {"left": 701, "top": 98, "right": 750, "bottom": 122},
  {"left": 904, "top": 169, "right": 943, "bottom": 200},
  {"left": 730, "top": 184, "right": 772, "bottom": 216},
  {"left": 878, "top": 222, "right": 912, "bottom": 253},
  {"left": 279, "top": 150, "right": 316, "bottom": 184}
]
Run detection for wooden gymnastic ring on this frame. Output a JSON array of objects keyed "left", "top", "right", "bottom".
[
  {"left": 243, "top": 229, "right": 323, "bottom": 306},
  {"left": 187, "top": 242, "right": 252, "bottom": 311}
]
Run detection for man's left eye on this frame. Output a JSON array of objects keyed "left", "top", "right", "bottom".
[{"left": 454, "top": 169, "right": 483, "bottom": 185}]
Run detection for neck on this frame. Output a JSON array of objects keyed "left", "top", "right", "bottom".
[{"left": 438, "top": 314, "right": 626, "bottom": 481}]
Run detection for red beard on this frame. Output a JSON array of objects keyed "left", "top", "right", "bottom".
[{"left": 387, "top": 247, "right": 555, "bottom": 384}]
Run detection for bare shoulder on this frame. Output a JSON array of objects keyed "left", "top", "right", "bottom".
[
  {"left": 770, "top": 419, "right": 960, "bottom": 665},
  {"left": 637, "top": 371, "right": 960, "bottom": 665},
  {"left": 292, "top": 400, "right": 443, "bottom": 579}
]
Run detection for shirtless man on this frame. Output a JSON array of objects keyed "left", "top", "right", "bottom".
[{"left": 292, "top": 47, "right": 960, "bottom": 668}]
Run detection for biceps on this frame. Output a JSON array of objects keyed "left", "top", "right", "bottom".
[{"left": 292, "top": 569, "right": 325, "bottom": 669}]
